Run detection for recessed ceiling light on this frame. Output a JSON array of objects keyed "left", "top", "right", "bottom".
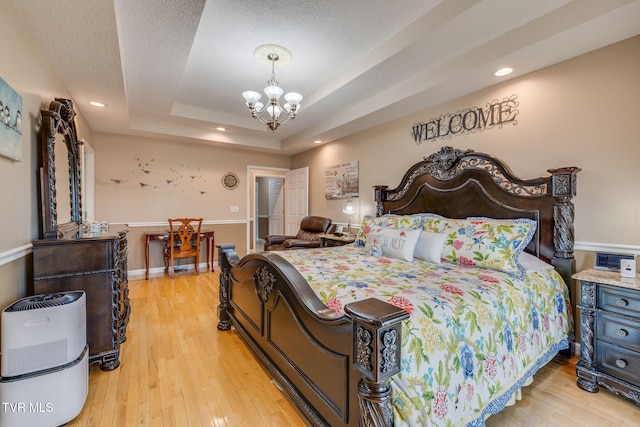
[
  {"left": 494, "top": 67, "right": 514, "bottom": 77},
  {"left": 314, "top": 140, "right": 322, "bottom": 144},
  {"left": 216, "top": 127, "right": 226, "bottom": 131},
  {"left": 89, "top": 101, "right": 105, "bottom": 107}
]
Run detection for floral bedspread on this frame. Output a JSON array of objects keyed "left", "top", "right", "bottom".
[{"left": 276, "top": 245, "right": 572, "bottom": 427}]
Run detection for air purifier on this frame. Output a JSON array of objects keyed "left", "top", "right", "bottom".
[{"left": 0, "top": 291, "right": 88, "bottom": 427}]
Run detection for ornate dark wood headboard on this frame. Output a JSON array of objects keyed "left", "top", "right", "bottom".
[{"left": 374, "top": 146, "right": 581, "bottom": 287}]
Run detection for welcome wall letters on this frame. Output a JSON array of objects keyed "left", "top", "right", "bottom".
[{"left": 412, "top": 95, "right": 519, "bottom": 144}]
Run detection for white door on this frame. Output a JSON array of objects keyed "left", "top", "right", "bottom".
[
  {"left": 285, "top": 167, "right": 309, "bottom": 235},
  {"left": 268, "top": 178, "right": 284, "bottom": 235}
]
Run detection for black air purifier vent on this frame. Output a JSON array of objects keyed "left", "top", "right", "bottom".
[{"left": 5, "top": 291, "right": 84, "bottom": 312}]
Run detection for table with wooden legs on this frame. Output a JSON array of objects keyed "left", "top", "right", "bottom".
[{"left": 144, "top": 230, "right": 214, "bottom": 279}]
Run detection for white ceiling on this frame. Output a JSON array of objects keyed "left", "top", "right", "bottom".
[{"left": 10, "top": 0, "right": 640, "bottom": 155}]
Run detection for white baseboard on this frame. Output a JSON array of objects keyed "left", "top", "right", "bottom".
[{"left": 128, "top": 262, "right": 217, "bottom": 279}]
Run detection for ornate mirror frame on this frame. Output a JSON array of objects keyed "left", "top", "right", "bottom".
[{"left": 40, "top": 98, "right": 83, "bottom": 239}]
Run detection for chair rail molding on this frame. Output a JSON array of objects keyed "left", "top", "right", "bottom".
[
  {"left": 3, "top": 240, "right": 635, "bottom": 270},
  {"left": 120, "top": 219, "right": 246, "bottom": 228},
  {"left": 575, "top": 241, "right": 640, "bottom": 256},
  {"left": 0, "top": 244, "right": 33, "bottom": 267}
]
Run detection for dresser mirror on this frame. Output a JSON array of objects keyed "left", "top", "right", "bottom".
[{"left": 39, "top": 98, "right": 83, "bottom": 238}]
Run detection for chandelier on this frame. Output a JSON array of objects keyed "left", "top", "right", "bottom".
[{"left": 242, "top": 44, "right": 303, "bottom": 132}]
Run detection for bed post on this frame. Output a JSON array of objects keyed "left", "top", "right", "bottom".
[
  {"left": 216, "top": 244, "right": 239, "bottom": 331},
  {"left": 548, "top": 167, "right": 581, "bottom": 287},
  {"left": 374, "top": 185, "right": 388, "bottom": 217},
  {"left": 548, "top": 167, "right": 581, "bottom": 356},
  {"left": 345, "top": 298, "right": 410, "bottom": 427}
]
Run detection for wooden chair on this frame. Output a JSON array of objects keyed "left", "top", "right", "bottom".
[{"left": 164, "top": 218, "right": 203, "bottom": 277}]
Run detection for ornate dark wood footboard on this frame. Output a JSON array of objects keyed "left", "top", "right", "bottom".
[{"left": 217, "top": 244, "right": 408, "bottom": 427}]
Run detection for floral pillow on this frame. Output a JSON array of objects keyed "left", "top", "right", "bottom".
[
  {"left": 354, "top": 214, "right": 424, "bottom": 247},
  {"left": 364, "top": 227, "right": 422, "bottom": 262},
  {"left": 422, "top": 216, "right": 537, "bottom": 279}
]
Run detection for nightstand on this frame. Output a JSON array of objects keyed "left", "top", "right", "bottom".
[
  {"left": 319, "top": 233, "right": 356, "bottom": 247},
  {"left": 573, "top": 268, "right": 640, "bottom": 405}
]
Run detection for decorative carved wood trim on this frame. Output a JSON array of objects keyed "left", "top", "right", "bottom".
[
  {"left": 345, "top": 298, "right": 409, "bottom": 427},
  {"left": 256, "top": 266, "right": 275, "bottom": 303},
  {"left": 578, "top": 281, "right": 597, "bottom": 368},
  {"left": 580, "top": 281, "right": 597, "bottom": 307},
  {"left": 216, "top": 244, "right": 238, "bottom": 331},
  {"left": 549, "top": 167, "right": 581, "bottom": 260},
  {"left": 380, "top": 147, "right": 549, "bottom": 205},
  {"left": 355, "top": 326, "right": 373, "bottom": 372},
  {"left": 40, "top": 98, "right": 84, "bottom": 239}
]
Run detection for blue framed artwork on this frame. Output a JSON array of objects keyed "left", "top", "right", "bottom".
[{"left": 0, "top": 76, "right": 23, "bottom": 161}]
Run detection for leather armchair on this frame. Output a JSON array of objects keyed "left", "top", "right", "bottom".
[{"left": 264, "top": 216, "right": 335, "bottom": 251}]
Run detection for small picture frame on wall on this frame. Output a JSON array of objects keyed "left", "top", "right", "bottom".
[
  {"left": 0, "top": 76, "right": 23, "bottom": 161},
  {"left": 221, "top": 171, "right": 239, "bottom": 190}
]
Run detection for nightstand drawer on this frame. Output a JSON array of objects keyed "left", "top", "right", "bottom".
[
  {"left": 597, "top": 341, "right": 640, "bottom": 387},
  {"left": 597, "top": 313, "right": 640, "bottom": 353},
  {"left": 599, "top": 285, "right": 640, "bottom": 317}
]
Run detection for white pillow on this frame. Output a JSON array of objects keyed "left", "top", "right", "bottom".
[
  {"left": 518, "top": 252, "right": 554, "bottom": 273},
  {"left": 365, "top": 227, "right": 421, "bottom": 262},
  {"left": 414, "top": 231, "right": 446, "bottom": 263}
]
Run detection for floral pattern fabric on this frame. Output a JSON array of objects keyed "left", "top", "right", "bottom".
[
  {"left": 276, "top": 245, "right": 572, "bottom": 427},
  {"left": 355, "top": 214, "right": 425, "bottom": 247},
  {"left": 422, "top": 216, "right": 536, "bottom": 279}
]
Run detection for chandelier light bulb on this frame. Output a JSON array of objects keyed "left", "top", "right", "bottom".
[
  {"left": 264, "top": 85, "right": 284, "bottom": 100},
  {"left": 242, "top": 91, "right": 261, "bottom": 106},
  {"left": 284, "top": 92, "right": 302, "bottom": 107},
  {"left": 266, "top": 105, "right": 282, "bottom": 119}
]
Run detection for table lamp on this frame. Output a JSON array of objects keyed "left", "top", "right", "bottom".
[{"left": 343, "top": 199, "right": 355, "bottom": 235}]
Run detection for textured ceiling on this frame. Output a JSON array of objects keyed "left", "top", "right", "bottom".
[{"left": 10, "top": 0, "right": 640, "bottom": 154}]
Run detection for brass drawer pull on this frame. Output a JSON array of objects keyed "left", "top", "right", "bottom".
[
  {"left": 616, "top": 328, "right": 629, "bottom": 337},
  {"left": 616, "top": 299, "right": 629, "bottom": 307},
  {"left": 615, "top": 359, "right": 628, "bottom": 369}
]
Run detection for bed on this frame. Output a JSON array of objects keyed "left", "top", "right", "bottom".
[{"left": 216, "top": 146, "right": 580, "bottom": 426}]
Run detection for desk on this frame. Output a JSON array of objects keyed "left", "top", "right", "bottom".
[{"left": 145, "top": 230, "right": 214, "bottom": 279}]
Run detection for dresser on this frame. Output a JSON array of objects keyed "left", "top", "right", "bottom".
[
  {"left": 574, "top": 268, "right": 640, "bottom": 404},
  {"left": 32, "top": 226, "right": 130, "bottom": 371}
]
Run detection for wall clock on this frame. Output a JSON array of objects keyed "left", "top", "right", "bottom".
[{"left": 221, "top": 172, "right": 239, "bottom": 190}]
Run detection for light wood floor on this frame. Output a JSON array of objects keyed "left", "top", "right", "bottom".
[{"left": 67, "top": 271, "right": 640, "bottom": 427}]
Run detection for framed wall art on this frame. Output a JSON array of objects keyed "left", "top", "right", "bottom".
[
  {"left": 325, "top": 160, "right": 358, "bottom": 200},
  {"left": 0, "top": 76, "right": 23, "bottom": 161}
]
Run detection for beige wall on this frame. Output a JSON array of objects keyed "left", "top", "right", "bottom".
[
  {"left": 293, "top": 35, "right": 640, "bottom": 253},
  {"left": 91, "top": 132, "right": 290, "bottom": 273},
  {"left": 0, "top": 0, "right": 93, "bottom": 310}
]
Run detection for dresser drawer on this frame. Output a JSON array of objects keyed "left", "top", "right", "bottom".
[
  {"left": 597, "top": 341, "right": 640, "bottom": 387},
  {"left": 597, "top": 313, "right": 640, "bottom": 353},
  {"left": 599, "top": 285, "right": 640, "bottom": 317}
]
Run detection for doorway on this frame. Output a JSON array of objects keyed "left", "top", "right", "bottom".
[
  {"left": 249, "top": 167, "right": 287, "bottom": 253},
  {"left": 248, "top": 166, "right": 309, "bottom": 254},
  {"left": 255, "top": 176, "right": 284, "bottom": 251}
]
